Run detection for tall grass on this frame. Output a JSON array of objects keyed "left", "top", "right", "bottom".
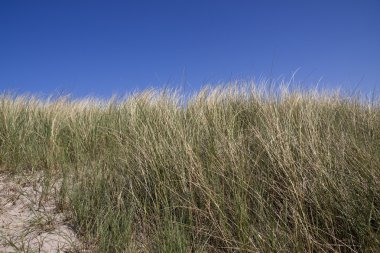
[{"left": 0, "top": 83, "right": 379, "bottom": 252}]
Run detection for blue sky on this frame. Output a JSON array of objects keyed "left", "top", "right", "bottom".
[{"left": 0, "top": 0, "right": 379, "bottom": 98}]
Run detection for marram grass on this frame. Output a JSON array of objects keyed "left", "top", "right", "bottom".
[{"left": 0, "top": 83, "right": 379, "bottom": 252}]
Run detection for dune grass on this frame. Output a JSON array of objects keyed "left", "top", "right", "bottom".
[{"left": 0, "top": 83, "right": 379, "bottom": 252}]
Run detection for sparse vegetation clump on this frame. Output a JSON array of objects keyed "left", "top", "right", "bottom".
[{"left": 0, "top": 83, "right": 379, "bottom": 252}]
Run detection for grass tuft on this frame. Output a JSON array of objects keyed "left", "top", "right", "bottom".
[{"left": 1, "top": 83, "right": 379, "bottom": 252}]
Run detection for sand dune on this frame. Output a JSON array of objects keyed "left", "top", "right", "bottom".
[{"left": 0, "top": 173, "right": 81, "bottom": 253}]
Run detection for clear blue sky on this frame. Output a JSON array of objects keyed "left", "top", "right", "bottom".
[{"left": 1, "top": 0, "right": 379, "bottom": 98}]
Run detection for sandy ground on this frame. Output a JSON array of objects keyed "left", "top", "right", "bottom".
[{"left": 0, "top": 172, "right": 82, "bottom": 253}]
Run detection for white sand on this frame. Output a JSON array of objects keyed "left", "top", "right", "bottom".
[{"left": 0, "top": 172, "right": 82, "bottom": 253}]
